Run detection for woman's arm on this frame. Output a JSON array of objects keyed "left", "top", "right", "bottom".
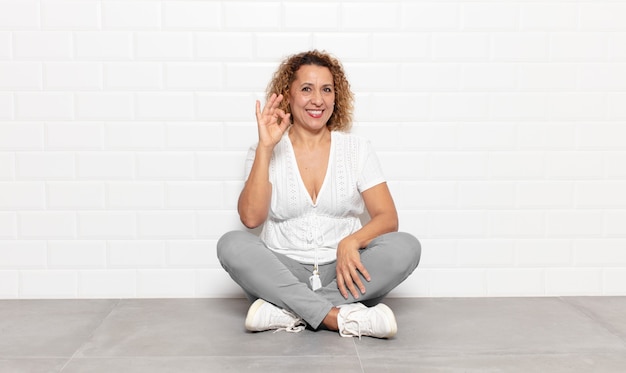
[{"left": 335, "top": 182, "right": 398, "bottom": 299}]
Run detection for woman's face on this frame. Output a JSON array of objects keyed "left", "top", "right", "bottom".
[{"left": 288, "top": 64, "right": 335, "bottom": 132}]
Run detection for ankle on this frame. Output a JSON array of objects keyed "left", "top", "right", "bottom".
[{"left": 322, "top": 307, "right": 340, "bottom": 331}]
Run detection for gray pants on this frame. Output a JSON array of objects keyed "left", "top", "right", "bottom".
[{"left": 217, "top": 230, "right": 421, "bottom": 329}]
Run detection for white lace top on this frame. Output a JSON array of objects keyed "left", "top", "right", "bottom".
[{"left": 244, "top": 131, "right": 386, "bottom": 264}]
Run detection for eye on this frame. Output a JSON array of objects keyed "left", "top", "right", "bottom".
[
  {"left": 323, "top": 87, "right": 333, "bottom": 93},
  {"left": 302, "top": 86, "right": 311, "bottom": 92}
]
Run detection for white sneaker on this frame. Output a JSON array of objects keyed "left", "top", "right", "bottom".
[
  {"left": 245, "top": 299, "right": 306, "bottom": 333},
  {"left": 337, "top": 303, "right": 397, "bottom": 339}
]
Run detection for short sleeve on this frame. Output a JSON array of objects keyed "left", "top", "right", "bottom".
[{"left": 357, "top": 139, "right": 386, "bottom": 192}]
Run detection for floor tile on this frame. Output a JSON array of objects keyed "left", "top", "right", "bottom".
[
  {"left": 61, "top": 356, "right": 362, "bottom": 373},
  {"left": 76, "top": 298, "right": 356, "bottom": 357},
  {"left": 355, "top": 298, "right": 626, "bottom": 356},
  {"left": 0, "top": 300, "right": 117, "bottom": 357},
  {"left": 0, "top": 358, "right": 67, "bottom": 373},
  {"left": 360, "top": 352, "right": 626, "bottom": 373},
  {"left": 562, "top": 296, "right": 626, "bottom": 341}
]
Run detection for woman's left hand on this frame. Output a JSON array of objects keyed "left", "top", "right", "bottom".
[{"left": 336, "top": 237, "right": 371, "bottom": 299}]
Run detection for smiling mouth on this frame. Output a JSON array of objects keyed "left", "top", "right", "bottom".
[{"left": 307, "top": 109, "right": 323, "bottom": 118}]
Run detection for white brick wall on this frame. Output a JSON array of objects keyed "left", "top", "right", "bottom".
[{"left": 1, "top": 0, "right": 625, "bottom": 299}]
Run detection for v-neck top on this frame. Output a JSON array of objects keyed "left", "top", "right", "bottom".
[{"left": 244, "top": 131, "right": 386, "bottom": 264}]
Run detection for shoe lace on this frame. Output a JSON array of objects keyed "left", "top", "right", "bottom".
[
  {"left": 340, "top": 308, "right": 369, "bottom": 339},
  {"left": 273, "top": 309, "right": 306, "bottom": 333}
]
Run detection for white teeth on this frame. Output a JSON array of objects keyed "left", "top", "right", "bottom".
[{"left": 308, "top": 110, "right": 322, "bottom": 115}]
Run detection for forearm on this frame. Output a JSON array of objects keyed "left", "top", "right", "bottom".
[
  {"left": 237, "top": 147, "right": 273, "bottom": 228},
  {"left": 341, "top": 211, "right": 398, "bottom": 250}
]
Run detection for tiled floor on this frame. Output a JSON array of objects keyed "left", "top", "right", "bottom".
[{"left": 1, "top": 297, "right": 625, "bottom": 372}]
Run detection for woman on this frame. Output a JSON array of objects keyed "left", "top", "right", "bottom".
[{"left": 217, "top": 50, "right": 421, "bottom": 338}]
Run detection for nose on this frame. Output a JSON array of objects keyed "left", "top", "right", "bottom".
[{"left": 311, "top": 90, "right": 323, "bottom": 105}]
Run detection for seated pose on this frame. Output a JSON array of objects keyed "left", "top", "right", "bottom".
[{"left": 217, "top": 50, "right": 421, "bottom": 339}]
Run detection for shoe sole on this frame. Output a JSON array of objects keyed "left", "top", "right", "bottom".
[
  {"left": 375, "top": 303, "right": 398, "bottom": 338},
  {"left": 245, "top": 298, "right": 267, "bottom": 331}
]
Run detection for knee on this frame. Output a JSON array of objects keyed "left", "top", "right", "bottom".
[
  {"left": 391, "top": 231, "right": 421, "bottom": 270},
  {"left": 216, "top": 230, "right": 249, "bottom": 265}
]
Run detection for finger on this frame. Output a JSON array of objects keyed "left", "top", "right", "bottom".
[
  {"left": 336, "top": 274, "right": 349, "bottom": 299},
  {"left": 255, "top": 100, "right": 262, "bottom": 119},
  {"left": 343, "top": 272, "right": 360, "bottom": 299},
  {"left": 357, "top": 262, "right": 371, "bottom": 282},
  {"left": 261, "top": 93, "right": 277, "bottom": 116}
]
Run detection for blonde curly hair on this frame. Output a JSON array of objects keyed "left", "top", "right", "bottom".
[{"left": 266, "top": 50, "right": 354, "bottom": 132}]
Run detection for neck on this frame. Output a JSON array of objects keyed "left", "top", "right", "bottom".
[{"left": 289, "top": 126, "right": 331, "bottom": 149}]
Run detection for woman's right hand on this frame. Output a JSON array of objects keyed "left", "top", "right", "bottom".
[{"left": 256, "top": 93, "right": 291, "bottom": 149}]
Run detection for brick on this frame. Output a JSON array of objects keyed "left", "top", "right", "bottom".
[
  {"left": 197, "top": 211, "right": 243, "bottom": 238},
  {"left": 47, "top": 182, "right": 105, "bottom": 209},
  {"left": 489, "top": 210, "right": 545, "bottom": 238},
  {"left": 0, "top": 271, "right": 18, "bottom": 298},
  {"left": 490, "top": 93, "right": 548, "bottom": 120},
  {"left": 167, "top": 240, "right": 219, "bottom": 268},
  {"left": 579, "top": 63, "right": 626, "bottom": 91},
  {"left": 401, "top": 63, "right": 460, "bottom": 91},
  {"left": 0, "top": 32, "right": 10, "bottom": 59},
  {"left": 545, "top": 210, "right": 604, "bottom": 238},
  {"left": 16, "top": 152, "right": 75, "bottom": 180},
  {"left": 397, "top": 210, "right": 428, "bottom": 239},
  {"left": 575, "top": 182, "right": 626, "bottom": 209},
  {"left": 136, "top": 152, "right": 194, "bottom": 180},
  {"left": 20, "top": 270, "right": 78, "bottom": 298},
  {"left": 462, "top": 64, "right": 518, "bottom": 91},
  {"left": 167, "top": 63, "right": 222, "bottom": 90},
  {"left": 550, "top": 33, "right": 609, "bottom": 61},
  {"left": 516, "top": 182, "right": 574, "bottom": 209},
  {"left": 19, "top": 212, "right": 76, "bottom": 239},
  {"left": 578, "top": 124, "right": 626, "bottom": 149},
  {"left": 136, "top": 93, "right": 194, "bottom": 120},
  {"left": 458, "top": 239, "right": 515, "bottom": 267},
  {"left": 196, "top": 32, "right": 254, "bottom": 60},
  {"left": 428, "top": 269, "right": 486, "bottom": 297},
  {"left": 607, "top": 152, "right": 626, "bottom": 178},
  {"left": 0, "top": 241, "right": 46, "bottom": 268},
  {"left": 137, "top": 212, "right": 195, "bottom": 238},
  {"left": 580, "top": 3, "right": 626, "bottom": 31},
  {"left": 371, "top": 33, "right": 430, "bottom": 61},
  {"left": 108, "top": 240, "right": 165, "bottom": 268},
  {"left": 44, "top": 62, "right": 102, "bottom": 90},
  {"left": 574, "top": 239, "right": 626, "bottom": 266},
  {"left": 14, "top": 31, "right": 72, "bottom": 59},
  {"left": 0, "top": 213, "right": 16, "bottom": 238},
  {"left": 163, "top": 1, "right": 220, "bottom": 29},
  {"left": 77, "top": 153, "right": 135, "bottom": 179},
  {"left": 224, "top": 63, "right": 274, "bottom": 91},
  {"left": 137, "top": 269, "right": 195, "bottom": 297},
  {"left": 487, "top": 269, "right": 545, "bottom": 296},
  {"left": 429, "top": 211, "right": 486, "bottom": 238},
  {"left": 369, "top": 93, "right": 431, "bottom": 121},
  {"left": 197, "top": 93, "right": 256, "bottom": 121},
  {"left": 402, "top": 3, "right": 458, "bottom": 31},
  {"left": 388, "top": 271, "right": 428, "bottom": 297},
  {"left": 0, "top": 92, "right": 11, "bottom": 119},
  {"left": 519, "top": 63, "right": 577, "bottom": 91},
  {"left": 458, "top": 182, "right": 516, "bottom": 209},
  {"left": 46, "top": 123, "right": 103, "bottom": 150},
  {"left": 222, "top": 181, "right": 243, "bottom": 211},
  {"left": 457, "top": 124, "right": 516, "bottom": 150},
  {"left": 351, "top": 124, "right": 401, "bottom": 150},
  {"left": 606, "top": 211, "right": 626, "bottom": 237},
  {"left": 546, "top": 151, "right": 604, "bottom": 180},
  {"left": 166, "top": 182, "right": 223, "bottom": 209},
  {"left": 489, "top": 152, "right": 546, "bottom": 180},
  {"left": 345, "top": 63, "right": 399, "bottom": 91},
  {"left": 0, "top": 123, "right": 44, "bottom": 150},
  {"left": 517, "top": 123, "right": 576, "bottom": 150},
  {"left": 545, "top": 269, "right": 602, "bottom": 295},
  {"left": 432, "top": 93, "right": 488, "bottom": 120},
  {"left": 433, "top": 33, "right": 490, "bottom": 61},
  {"left": 429, "top": 151, "right": 488, "bottom": 180},
  {"left": 102, "top": 1, "right": 161, "bottom": 29},
  {"left": 520, "top": 3, "right": 579, "bottom": 31},
  {"left": 312, "top": 34, "right": 370, "bottom": 60},
  {"left": 107, "top": 182, "right": 164, "bottom": 209},
  {"left": 223, "top": 123, "right": 261, "bottom": 151},
  {"left": 223, "top": 2, "right": 280, "bottom": 30},
  {"left": 254, "top": 33, "right": 314, "bottom": 60},
  {"left": 342, "top": 2, "right": 399, "bottom": 30},
  {"left": 41, "top": 0, "right": 100, "bottom": 29},
  {"left": 0, "top": 1, "right": 39, "bottom": 29},
  {"left": 78, "top": 212, "right": 135, "bottom": 238},
  {"left": 390, "top": 181, "right": 456, "bottom": 209},
  {"left": 0, "top": 153, "right": 14, "bottom": 180},
  {"left": 75, "top": 32, "right": 132, "bottom": 60},
  {"left": 47, "top": 241, "right": 106, "bottom": 268},
  {"left": 16, "top": 93, "right": 73, "bottom": 120},
  {"left": 604, "top": 269, "right": 626, "bottom": 295},
  {"left": 76, "top": 93, "right": 133, "bottom": 120},
  {"left": 462, "top": 3, "right": 519, "bottom": 31},
  {"left": 492, "top": 33, "right": 549, "bottom": 62},
  {"left": 515, "top": 239, "right": 572, "bottom": 267},
  {"left": 284, "top": 3, "right": 339, "bottom": 30},
  {"left": 608, "top": 93, "right": 626, "bottom": 119},
  {"left": 196, "top": 152, "right": 247, "bottom": 180},
  {"left": 548, "top": 93, "right": 606, "bottom": 121},
  {"left": 415, "top": 239, "right": 456, "bottom": 268},
  {"left": 104, "top": 62, "right": 162, "bottom": 90},
  {"left": 105, "top": 123, "right": 165, "bottom": 149},
  {"left": 0, "top": 62, "right": 42, "bottom": 89},
  {"left": 136, "top": 32, "right": 193, "bottom": 60},
  {"left": 78, "top": 270, "right": 136, "bottom": 298},
  {"left": 377, "top": 151, "right": 428, "bottom": 181},
  {"left": 166, "top": 123, "right": 224, "bottom": 150},
  {"left": 610, "top": 33, "right": 626, "bottom": 61}
]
